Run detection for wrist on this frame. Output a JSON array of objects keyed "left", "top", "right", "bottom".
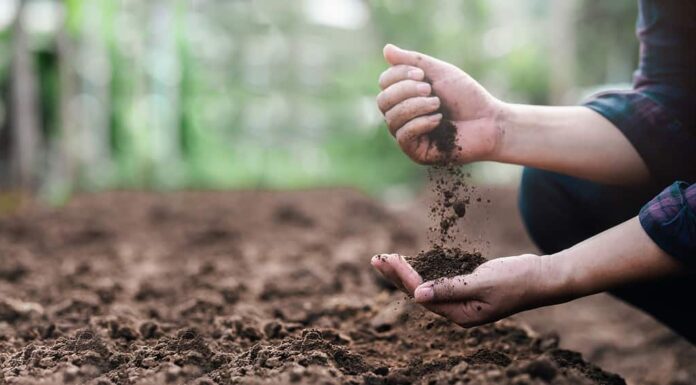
[
  {"left": 487, "top": 101, "right": 516, "bottom": 163},
  {"left": 537, "top": 252, "right": 581, "bottom": 305}
]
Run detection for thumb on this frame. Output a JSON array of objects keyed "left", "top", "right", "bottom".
[
  {"left": 383, "top": 44, "right": 440, "bottom": 71},
  {"left": 414, "top": 275, "right": 480, "bottom": 304}
]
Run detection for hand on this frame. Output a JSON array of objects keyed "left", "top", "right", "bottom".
[
  {"left": 371, "top": 253, "right": 558, "bottom": 327},
  {"left": 377, "top": 44, "right": 506, "bottom": 165}
]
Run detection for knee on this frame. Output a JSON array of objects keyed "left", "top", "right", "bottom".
[
  {"left": 518, "top": 168, "right": 580, "bottom": 254},
  {"left": 518, "top": 168, "right": 550, "bottom": 247}
]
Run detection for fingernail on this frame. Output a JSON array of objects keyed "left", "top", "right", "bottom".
[
  {"left": 431, "top": 113, "right": 442, "bottom": 121},
  {"left": 416, "top": 83, "right": 430, "bottom": 95},
  {"left": 414, "top": 286, "right": 434, "bottom": 302},
  {"left": 408, "top": 68, "right": 423, "bottom": 79},
  {"left": 429, "top": 97, "right": 440, "bottom": 107}
]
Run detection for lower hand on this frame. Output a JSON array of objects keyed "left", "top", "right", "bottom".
[{"left": 371, "top": 253, "right": 558, "bottom": 327}]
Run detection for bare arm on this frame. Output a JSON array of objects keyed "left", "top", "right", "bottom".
[
  {"left": 547, "top": 216, "right": 681, "bottom": 300},
  {"left": 494, "top": 104, "right": 649, "bottom": 185}
]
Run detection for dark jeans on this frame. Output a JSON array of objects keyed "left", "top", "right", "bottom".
[{"left": 518, "top": 167, "right": 695, "bottom": 344}]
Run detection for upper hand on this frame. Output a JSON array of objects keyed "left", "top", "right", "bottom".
[
  {"left": 371, "top": 253, "right": 556, "bottom": 327},
  {"left": 377, "top": 44, "right": 506, "bottom": 165}
]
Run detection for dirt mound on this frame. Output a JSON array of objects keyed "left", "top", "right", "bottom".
[
  {"left": 407, "top": 246, "right": 486, "bottom": 281},
  {"left": 0, "top": 190, "right": 624, "bottom": 384}
]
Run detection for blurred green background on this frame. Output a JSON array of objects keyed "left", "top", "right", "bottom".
[{"left": 0, "top": 0, "right": 638, "bottom": 202}]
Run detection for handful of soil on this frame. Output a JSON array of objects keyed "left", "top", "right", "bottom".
[{"left": 407, "top": 246, "right": 486, "bottom": 282}]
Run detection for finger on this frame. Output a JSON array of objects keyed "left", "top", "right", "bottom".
[
  {"left": 395, "top": 113, "right": 442, "bottom": 147},
  {"left": 387, "top": 255, "right": 423, "bottom": 293},
  {"left": 377, "top": 80, "right": 431, "bottom": 113},
  {"left": 371, "top": 254, "right": 408, "bottom": 293},
  {"left": 385, "top": 97, "right": 440, "bottom": 135},
  {"left": 414, "top": 275, "right": 479, "bottom": 304},
  {"left": 378, "top": 65, "right": 424, "bottom": 90},
  {"left": 383, "top": 44, "right": 444, "bottom": 73}
]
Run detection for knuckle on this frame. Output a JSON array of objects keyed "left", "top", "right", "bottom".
[
  {"left": 400, "top": 78, "right": 416, "bottom": 89},
  {"left": 384, "top": 109, "right": 397, "bottom": 126},
  {"left": 376, "top": 93, "right": 388, "bottom": 112},
  {"left": 378, "top": 69, "right": 394, "bottom": 88},
  {"left": 396, "top": 132, "right": 408, "bottom": 148},
  {"left": 389, "top": 108, "right": 408, "bottom": 127},
  {"left": 378, "top": 74, "right": 387, "bottom": 89}
]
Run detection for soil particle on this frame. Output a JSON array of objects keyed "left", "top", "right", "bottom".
[
  {"left": 548, "top": 349, "right": 626, "bottom": 385},
  {"left": 0, "top": 259, "right": 28, "bottom": 282},
  {"left": 274, "top": 204, "right": 315, "bottom": 228},
  {"left": 453, "top": 200, "right": 467, "bottom": 217},
  {"left": 0, "top": 298, "right": 44, "bottom": 322},
  {"left": 466, "top": 348, "right": 512, "bottom": 367},
  {"left": 427, "top": 164, "right": 471, "bottom": 247},
  {"left": 406, "top": 246, "right": 486, "bottom": 281},
  {"left": 523, "top": 358, "right": 558, "bottom": 381}
]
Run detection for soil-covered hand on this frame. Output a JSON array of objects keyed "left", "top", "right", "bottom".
[
  {"left": 377, "top": 44, "right": 506, "bottom": 165},
  {"left": 371, "top": 253, "right": 555, "bottom": 327}
]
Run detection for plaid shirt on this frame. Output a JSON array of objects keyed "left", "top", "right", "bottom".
[
  {"left": 582, "top": 1, "right": 695, "bottom": 260},
  {"left": 640, "top": 182, "right": 696, "bottom": 263},
  {"left": 583, "top": 0, "right": 696, "bottom": 187}
]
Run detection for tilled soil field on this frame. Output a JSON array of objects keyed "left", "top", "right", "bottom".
[{"left": 0, "top": 190, "right": 625, "bottom": 385}]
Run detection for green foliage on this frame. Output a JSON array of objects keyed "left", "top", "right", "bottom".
[{"left": 0, "top": 0, "right": 640, "bottom": 197}]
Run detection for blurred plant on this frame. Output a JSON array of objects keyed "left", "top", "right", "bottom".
[{"left": 0, "top": 0, "right": 641, "bottom": 201}]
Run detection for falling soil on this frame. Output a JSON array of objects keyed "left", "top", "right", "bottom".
[
  {"left": 407, "top": 246, "right": 487, "bottom": 282},
  {"left": 0, "top": 191, "right": 625, "bottom": 384},
  {"left": 417, "top": 101, "right": 487, "bottom": 282},
  {"left": 427, "top": 164, "right": 471, "bottom": 247},
  {"left": 424, "top": 103, "right": 473, "bottom": 248}
]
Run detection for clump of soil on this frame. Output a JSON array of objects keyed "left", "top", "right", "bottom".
[
  {"left": 428, "top": 119, "right": 459, "bottom": 157},
  {"left": 0, "top": 191, "right": 624, "bottom": 384},
  {"left": 407, "top": 246, "right": 486, "bottom": 282}
]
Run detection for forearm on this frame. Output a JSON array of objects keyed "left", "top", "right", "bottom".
[
  {"left": 493, "top": 104, "right": 650, "bottom": 185},
  {"left": 544, "top": 217, "right": 683, "bottom": 301}
]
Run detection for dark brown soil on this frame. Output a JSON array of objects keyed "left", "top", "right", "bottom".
[
  {"left": 0, "top": 190, "right": 625, "bottom": 384},
  {"left": 427, "top": 165, "right": 472, "bottom": 247},
  {"left": 406, "top": 246, "right": 486, "bottom": 282},
  {"left": 423, "top": 102, "right": 475, "bottom": 248},
  {"left": 428, "top": 119, "right": 458, "bottom": 157}
]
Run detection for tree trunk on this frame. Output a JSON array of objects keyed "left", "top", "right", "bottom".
[
  {"left": 549, "top": 0, "right": 579, "bottom": 104},
  {"left": 9, "top": 1, "right": 41, "bottom": 190}
]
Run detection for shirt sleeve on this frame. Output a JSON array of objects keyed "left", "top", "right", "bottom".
[
  {"left": 582, "top": 91, "right": 696, "bottom": 187},
  {"left": 639, "top": 181, "right": 696, "bottom": 264}
]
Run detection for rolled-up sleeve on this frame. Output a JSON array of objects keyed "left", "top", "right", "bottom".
[
  {"left": 583, "top": 91, "right": 696, "bottom": 187},
  {"left": 639, "top": 181, "right": 696, "bottom": 264}
]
